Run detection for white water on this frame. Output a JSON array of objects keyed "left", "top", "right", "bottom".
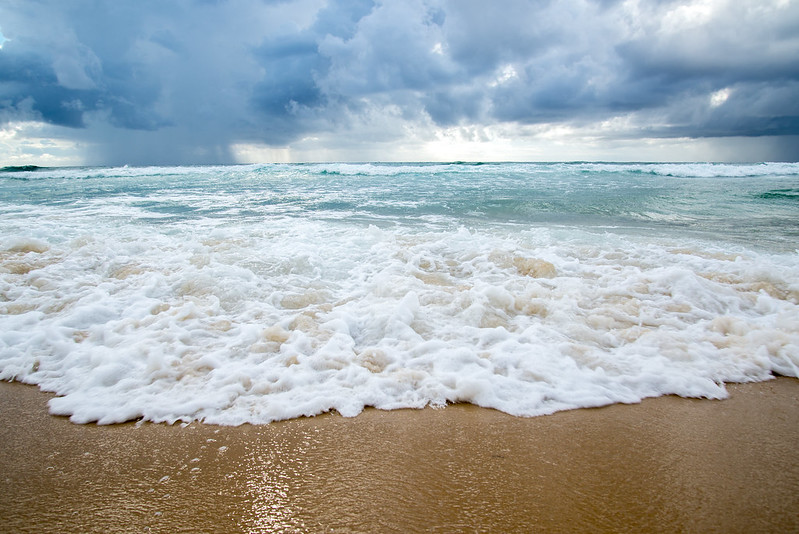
[{"left": 1, "top": 163, "right": 798, "bottom": 424}]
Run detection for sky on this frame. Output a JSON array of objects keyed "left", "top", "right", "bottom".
[{"left": 0, "top": 0, "right": 797, "bottom": 166}]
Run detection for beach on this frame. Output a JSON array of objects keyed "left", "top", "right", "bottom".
[
  {"left": 2, "top": 163, "right": 798, "bottom": 532},
  {"left": 2, "top": 378, "right": 798, "bottom": 533}
]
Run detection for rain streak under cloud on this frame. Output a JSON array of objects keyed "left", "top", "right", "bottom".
[{"left": 0, "top": 0, "right": 798, "bottom": 165}]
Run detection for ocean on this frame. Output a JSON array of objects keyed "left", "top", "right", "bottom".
[{"left": 1, "top": 162, "right": 797, "bottom": 425}]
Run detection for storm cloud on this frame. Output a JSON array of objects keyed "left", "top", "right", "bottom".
[{"left": 0, "top": 0, "right": 797, "bottom": 164}]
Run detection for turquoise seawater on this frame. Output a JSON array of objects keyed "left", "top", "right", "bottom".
[{"left": 3, "top": 162, "right": 798, "bottom": 250}]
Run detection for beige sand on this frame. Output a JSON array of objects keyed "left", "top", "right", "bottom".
[{"left": 1, "top": 378, "right": 798, "bottom": 533}]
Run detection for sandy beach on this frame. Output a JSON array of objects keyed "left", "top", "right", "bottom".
[{"left": 1, "top": 378, "right": 798, "bottom": 533}]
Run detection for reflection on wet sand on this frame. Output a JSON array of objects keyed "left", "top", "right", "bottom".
[
  {"left": 1, "top": 379, "right": 798, "bottom": 533},
  {"left": 238, "top": 430, "right": 312, "bottom": 532}
]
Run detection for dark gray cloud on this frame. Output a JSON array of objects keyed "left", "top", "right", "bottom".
[{"left": 0, "top": 0, "right": 797, "bottom": 164}]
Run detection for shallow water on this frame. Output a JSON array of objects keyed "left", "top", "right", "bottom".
[{"left": 1, "top": 162, "right": 798, "bottom": 424}]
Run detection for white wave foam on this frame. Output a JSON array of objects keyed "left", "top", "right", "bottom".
[
  {"left": 2, "top": 217, "right": 797, "bottom": 425},
  {"left": 296, "top": 162, "right": 476, "bottom": 176},
  {"left": 6, "top": 161, "right": 798, "bottom": 181},
  {"left": 576, "top": 162, "right": 799, "bottom": 178}
]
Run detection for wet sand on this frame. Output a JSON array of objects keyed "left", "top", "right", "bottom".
[{"left": 1, "top": 379, "right": 798, "bottom": 533}]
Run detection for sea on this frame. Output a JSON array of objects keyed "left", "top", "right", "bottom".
[{"left": 1, "top": 162, "right": 798, "bottom": 425}]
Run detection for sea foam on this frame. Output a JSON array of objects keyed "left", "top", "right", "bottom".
[{"left": 1, "top": 163, "right": 798, "bottom": 424}]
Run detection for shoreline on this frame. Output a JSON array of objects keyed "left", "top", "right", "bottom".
[{"left": 2, "top": 378, "right": 798, "bottom": 533}]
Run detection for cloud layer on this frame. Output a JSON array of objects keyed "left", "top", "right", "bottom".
[{"left": 1, "top": 0, "right": 797, "bottom": 164}]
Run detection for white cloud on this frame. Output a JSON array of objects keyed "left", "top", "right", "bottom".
[
  {"left": 489, "top": 64, "right": 518, "bottom": 87},
  {"left": 710, "top": 88, "right": 731, "bottom": 108},
  {"left": 659, "top": 0, "right": 718, "bottom": 33},
  {"left": 0, "top": 121, "right": 85, "bottom": 166}
]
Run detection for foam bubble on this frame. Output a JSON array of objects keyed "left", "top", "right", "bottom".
[
  {"left": 0, "top": 217, "right": 796, "bottom": 425},
  {"left": 2, "top": 164, "right": 798, "bottom": 425}
]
